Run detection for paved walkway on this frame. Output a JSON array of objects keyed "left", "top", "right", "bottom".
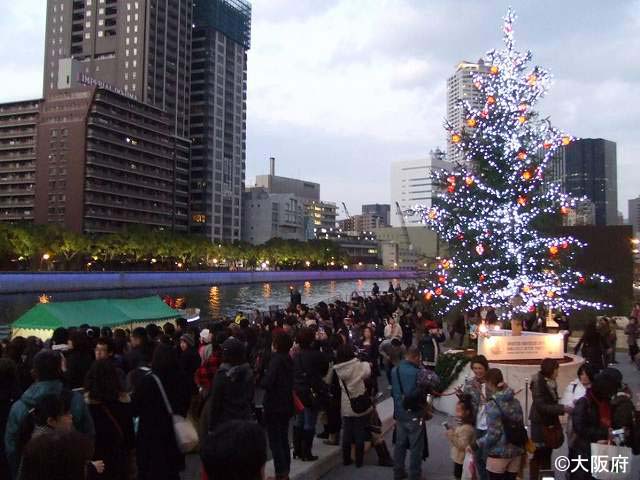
[{"left": 322, "top": 352, "right": 640, "bottom": 480}]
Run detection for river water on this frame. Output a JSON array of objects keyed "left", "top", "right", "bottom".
[{"left": 0, "top": 278, "right": 410, "bottom": 325}]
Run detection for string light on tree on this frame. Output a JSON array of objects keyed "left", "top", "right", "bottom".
[{"left": 411, "top": 9, "right": 609, "bottom": 319}]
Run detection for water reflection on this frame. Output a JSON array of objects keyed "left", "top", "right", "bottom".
[
  {"left": 0, "top": 279, "right": 410, "bottom": 325},
  {"left": 303, "top": 281, "right": 312, "bottom": 297},
  {"left": 208, "top": 286, "right": 221, "bottom": 319},
  {"left": 262, "top": 283, "right": 272, "bottom": 300}
]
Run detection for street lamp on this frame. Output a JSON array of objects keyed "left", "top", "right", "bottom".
[{"left": 42, "top": 253, "right": 50, "bottom": 261}]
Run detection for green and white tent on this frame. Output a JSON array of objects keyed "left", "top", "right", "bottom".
[{"left": 11, "top": 296, "right": 180, "bottom": 340}]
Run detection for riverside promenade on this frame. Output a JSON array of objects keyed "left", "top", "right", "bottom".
[{"left": 0, "top": 270, "right": 416, "bottom": 294}]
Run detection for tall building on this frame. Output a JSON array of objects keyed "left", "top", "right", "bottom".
[
  {"left": 564, "top": 138, "right": 617, "bottom": 226},
  {"left": 629, "top": 197, "right": 640, "bottom": 235},
  {"left": 362, "top": 204, "right": 390, "bottom": 226},
  {"left": 33, "top": 87, "right": 188, "bottom": 233},
  {"left": 390, "top": 152, "right": 450, "bottom": 227},
  {"left": 446, "top": 60, "right": 488, "bottom": 163},
  {"left": 43, "top": 0, "right": 193, "bottom": 138},
  {"left": 189, "top": 0, "right": 251, "bottom": 242},
  {"left": 0, "top": 100, "right": 42, "bottom": 222},
  {"left": 241, "top": 187, "right": 305, "bottom": 245}
]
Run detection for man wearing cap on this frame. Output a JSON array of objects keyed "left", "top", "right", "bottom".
[
  {"left": 418, "top": 319, "right": 446, "bottom": 370},
  {"left": 4, "top": 350, "right": 94, "bottom": 479},
  {"left": 208, "top": 337, "right": 256, "bottom": 432}
]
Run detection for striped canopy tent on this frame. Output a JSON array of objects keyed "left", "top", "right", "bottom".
[{"left": 11, "top": 296, "right": 181, "bottom": 340}]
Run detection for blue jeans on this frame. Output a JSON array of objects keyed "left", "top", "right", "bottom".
[
  {"left": 393, "top": 418, "right": 424, "bottom": 480},
  {"left": 475, "top": 429, "right": 489, "bottom": 480},
  {"left": 296, "top": 407, "right": 318, "bottom": 433},
  {"left": 265, "top": 414, "right": 291, "bottom": 477}
]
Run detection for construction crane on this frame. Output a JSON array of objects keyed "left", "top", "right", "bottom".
[{"left": 341, "top": 202, "right": 351, "bottom": 219}]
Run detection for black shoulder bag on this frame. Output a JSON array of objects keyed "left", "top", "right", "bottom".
[
  {"left": 492, "top": 399, "right": 528, "bottom": 447},
  {"left": 337, "top": 372, "right": 372, "bottom": 414}
]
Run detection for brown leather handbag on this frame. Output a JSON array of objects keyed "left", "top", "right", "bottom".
[{"left": 542, "top": 424, "right": 564, "bottom": 449}]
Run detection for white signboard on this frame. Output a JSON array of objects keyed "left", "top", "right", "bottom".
[{"left": 478, "top": 331, "right": 564, "bottom": 361}]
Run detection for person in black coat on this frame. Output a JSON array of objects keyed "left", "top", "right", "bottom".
[
  {"left": 261, "top": 332, "right": 295, "bottom": 480},
  {"left": 0, "top": 358, "right": 21, "bottom": 480},
  {"left": 177, "top": 334, "right": 200, "bottom": 395},
  {"left": 293, "top": 327, "right": 330, "bottom": 462},
  {"left": 65, "top": 330, "right": 94, "bottom": 389},
  {"left": 132, "top": 344, "right": 191, "bottom": 480},
  {"left": 208, "top": 337, "right": 256, "bottom": 431},
  {"left": 84, "top": 360, "right": 135, "bottom": 480},
  {"left": 574, "top": 320, "right": 608, "bottom": 373},
  {"left": 570, "top": 373, "right": 616, "bottom": 480},
  {"left": 529, "top": 359, "right": 572, "bottom": 480}
]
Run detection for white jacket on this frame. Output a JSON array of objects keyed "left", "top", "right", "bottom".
[
  {"left": 560, "top": 378, "right": 587, "bottom": 407},
  {"left": 384, "top": 323, "right": 403, "bottom": 340},
  {"left": 334, "top": 358, "right": 372, "bottom": 417}
]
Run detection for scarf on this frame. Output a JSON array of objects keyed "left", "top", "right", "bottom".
[{"left": 589, "top": 390, "right": 611, "bottom": 429}]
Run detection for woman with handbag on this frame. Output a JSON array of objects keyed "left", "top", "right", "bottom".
[
  {"left": 333, "top": 344, "right": 373, "bottom": 468},
  {"left": 132, "top": 344, "right": 191, "bottom": 480},
  {"left": 529, "top": 358, "right": 572, "bottom": 480},
  {"left": 292, "top": 328, "right": 329, "bottom": 462}
]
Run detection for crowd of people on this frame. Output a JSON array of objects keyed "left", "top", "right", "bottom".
[
  {"left": 0, "top": 283, "right": 638, "bottom": 480},
  {"left": 0, "top": 282, "right": 445, "bottom": 480}
]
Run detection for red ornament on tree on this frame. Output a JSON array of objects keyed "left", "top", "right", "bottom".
[
  {"left": 435, "top": 287, "right": 443, "bottom": 296},
  {"left": 456, "top": 289, "right": 465, "bottom": 298},
  {"left": 479, "top": 274, "right": 486, "bottom": 282},
  {"left": 578, "top": 276, "right": 586, "bottom": 285},
  {"left": 438, "top": 275, "right": 446, "bottom": 284},
  {"left": 560, "top": 241, "right": 569, "bottom": 250}
]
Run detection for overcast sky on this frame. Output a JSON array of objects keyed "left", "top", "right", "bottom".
[{"left": 2, "top": 0, "right": 638, "bottom": 218}]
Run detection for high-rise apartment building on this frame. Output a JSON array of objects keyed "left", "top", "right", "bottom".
[
  {"left": 362, "top": 204, "right": 390, "bottom": 226},
  {"left": 446, "top": 60, "right": 488, "bottom": 163},
  {"left": 33, "top": 87, "right": 188, "bottom": 233},
  {"left": 43, "top": 0, "right": 192, "bottom": 138},
  {"left": 390, "top": 152, "right": 450, "bottom": 227},
  {"left": 629, "top": 197, "right": 640, "bottom": 235},
  {"left": 0, "top": 100, "right": 42, "bottom": 222},
  {"left": 189, "top": 0, "right": 251, "bottom": 242},
  {"left": 564, "top": 138, "right": 617, "bottom": 226}
]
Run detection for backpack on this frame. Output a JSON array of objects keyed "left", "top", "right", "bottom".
[{"left": 492, "top": 399, "right": 528, "bottom": 448}]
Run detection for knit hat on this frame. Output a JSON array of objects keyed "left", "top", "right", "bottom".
[
  {"left": 425, "top": 320, "right": 439, "bottom": 330},
  {"left": 222, "top": 337, "right": 246, "bottom": 362},
  {"left": 180, "top": 334, "right": 195, "bottom": 348},
  {"left": 200, "top": 329, "right": 211, "bottom": 344}
]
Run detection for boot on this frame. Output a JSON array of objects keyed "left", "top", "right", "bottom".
[
  {"left": 301, "top": 430, "right": 318, "bottom": 461},
  {"left": 529, "top": 456, "right": 540, "bottom": 480},
  {"left": 375, "top": 442, "right": 394, "bottom": 467},
  {"left": 354, "top": 442, "right": 364, "bottom": 468},
  {"left": 323, "top": 433, "right": 339, "bottom": 446},
  {"left": 292, "top": 427, "right": 303, "bottom": 460}
]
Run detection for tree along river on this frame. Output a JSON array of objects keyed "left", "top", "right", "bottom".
[{"left": 0, "top": 278, "right": 411, "bottom": 326}]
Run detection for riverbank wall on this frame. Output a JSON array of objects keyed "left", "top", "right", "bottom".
[{"left": 0, "top": 270, "right": 417, "bottom": 294}]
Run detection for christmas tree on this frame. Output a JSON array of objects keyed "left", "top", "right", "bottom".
[{"left": 413, "top": 9, "right": 609, "bottom": 320}]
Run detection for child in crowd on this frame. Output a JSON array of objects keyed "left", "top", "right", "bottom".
[{"left": 445, "top": 395, "right": 476, "bottom": 480}]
